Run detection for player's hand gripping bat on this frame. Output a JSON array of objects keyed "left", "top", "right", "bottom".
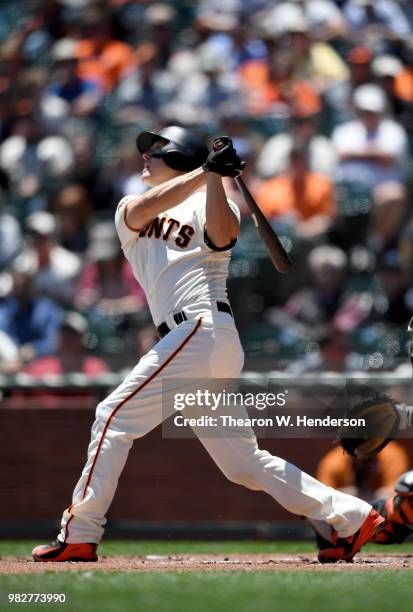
[{"left": 212, "top": 137, "right": 292, "bottom": 273}]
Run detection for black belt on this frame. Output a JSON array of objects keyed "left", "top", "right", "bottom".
[{"left": 157, "top": 301, "right": 233, "bottom": 338}]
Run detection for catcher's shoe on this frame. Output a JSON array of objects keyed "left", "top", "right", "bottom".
[
  {"left": 32, "top": 540, "right": 98, "bottom": 562},
  {"left": 318, "top": 509, "right": 385, "bottom": 564},
  {"left": 371, "top": 491, "right": 413, "bottom": 544}
]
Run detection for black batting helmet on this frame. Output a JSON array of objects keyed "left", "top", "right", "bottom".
[{"left": 136, "top": 126, "right": 209, "bottom": 172}]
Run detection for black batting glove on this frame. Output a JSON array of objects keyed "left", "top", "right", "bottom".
[{"left": 202, "top": 137, "right": 245, "bottom": 178}]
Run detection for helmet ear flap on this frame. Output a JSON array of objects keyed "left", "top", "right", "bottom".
[
  {"left": 136, "top": 126, "right": 209, "bottom": 171},
  {"left": 162, "top": 150, "right": 195, "bottom": 172}
]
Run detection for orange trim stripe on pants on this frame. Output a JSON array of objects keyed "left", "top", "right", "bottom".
[{"left": 64, "top": 318, "right": 202, "bottom": 540}]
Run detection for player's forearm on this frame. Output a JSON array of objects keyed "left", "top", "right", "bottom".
[
  {"left": 205, "top": 173, "right": 239, "bottom": 247},
  {"left": 126, "top": 168, "right": 205, "bottom": 229}
]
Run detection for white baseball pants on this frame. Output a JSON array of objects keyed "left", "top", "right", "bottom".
[{"left": 58, "top": 306, "right": 371, "bottom": 543}]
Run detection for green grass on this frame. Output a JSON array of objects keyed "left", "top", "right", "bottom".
[
  {"left": 1, "top": 571, "right": 413, "bottom": 612},
  {"left": 1, "top": 541, "right": 413, "bottom": 612},
  {"left": 0, "top": 540, "right": 413, "bottom": 557},
  {"left": 1, "top": 539, "right": 313, "bottom": 557},
  {"left": 1, "top": 539, "right": 413, "bottom": 557}
]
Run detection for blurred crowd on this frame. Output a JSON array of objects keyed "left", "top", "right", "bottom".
[{"left": 1, "top": 0, "right": 413, "bottom": 376}]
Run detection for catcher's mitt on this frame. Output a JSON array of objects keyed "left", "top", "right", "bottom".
[{"left": 338, "top": 393, "right": 400, "bottom": 461}]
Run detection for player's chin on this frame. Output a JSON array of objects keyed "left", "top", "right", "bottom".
[
  {"left": 142, "top": 172, "right": 163, "bottom": 187},
  {"left": 141, "top": 170, "right": 153, "bottom": 185}
]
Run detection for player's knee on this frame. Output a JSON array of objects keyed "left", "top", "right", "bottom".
[
  {"left": 95, "top": 398, "right": 121, "bottom": 424},
  {"left": 90, "top": 407, "right": 107, "bottom": 436}
]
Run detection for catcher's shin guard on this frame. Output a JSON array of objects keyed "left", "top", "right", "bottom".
[{"left": 371, "top": 471, "right": 413, "bottom": 544}]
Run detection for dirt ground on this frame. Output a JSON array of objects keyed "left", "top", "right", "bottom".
[{"left": 1, "top": 553, "right": 413, "bottom": 574}]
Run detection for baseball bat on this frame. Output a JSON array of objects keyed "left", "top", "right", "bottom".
[
  {"left": 212, "top": 136, "right": 292, "bottom": 274},
  {"left": 234, "top": 176, "right": 292, "bottom": 273}
]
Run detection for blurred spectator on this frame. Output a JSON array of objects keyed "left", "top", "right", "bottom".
[
  {"left": 0, "top": 113, "right": 45, "bottom": 194},
  {"left": 75, "top": 223, "right": 146, "bottom": 316},
  {"left": 142, "top": 3, "right": 177, "bottom": 70},
  {"left": 371, "top": 54, "right": 406, "bottom": 115},
  {"left": 394, "top": 41, "right": 413, "bottom": 105},
  {"left": 76, "top": 6, "right": 136, "bottom": 93},
  {"left": 256, "top": 113, "right": 337, "bottom": 178},
  {"left": 142, "top": 42, "right": 244, "bottom": 125},
  {"left": 25, "top": 311, "right": 110, "bottom": 377},
  {"left": 285, "top": 245, "right": 371, "bottom": 339},
  {"left": 240, "top": 46, "right": 322, "bottom": 116},
  {"left": 332, "top": 84, "right": 408, "bottom": 251},
  {"left": 0, "top": 168, "right": 21, "bottom": 270},
  {"left": 371, "top": 250, "right": 413, "bottom": 325},
  {"left": 265, "top": 0, "right": 348, "bottom": 41},
  {"left": 273, "top": 5, "right": 349, "bottom": 88},
  {"left": 343, "top": 0, "right": 412, "bottom": 42},
  {"left": 71, "top": 133, "right": 116, "bottom": 213},
  {"left": 195, "top": 0, "right": 243, "bottom": 46},
  {"left": 0, "top": 113, "right": 75, "bottom": 214},
  {"left": 0, "top": 329, "right": 21, "bottom": 374},
  {"left": 115, "top": 41, "right": 163, "bottom": 115},
  {"left": 256, "top": 147, "right": 336, "bottom": 240},
  {"left": 326, "top": 45, "right": 373, "bottom": 123},
  {"left": 399, "top": 219, "right": 413, "bottom": 284},
  {"left": 194, "top": 8, "right": 266, "bottom": 73},
  {"left": 46, "top": 38, "right": 102, "bottom": 118},
  {"left": 0, "top": 268, "right": 63, "bottom": 362},
  {"left": 54, "top": 184, "right": 92, "bottom": 254},
  {"left": 348, "top": 45, "right": 373, "bottom": 88},
  {"left": 15, "top": 211, "right": 81, "bottom": 305},
  {"left": 373, "top": 46, "right": 413, "bottom": 137},
  {"left": 0, "top": 13, "right": 47, "bottom": 87},
  {"left": 317, "top": 441, "right": 410, "bottom": 501}
]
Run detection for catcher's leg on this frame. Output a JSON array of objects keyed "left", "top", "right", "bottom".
[{"left": 370, "top": 471, "right": 413, "bottom": 544}]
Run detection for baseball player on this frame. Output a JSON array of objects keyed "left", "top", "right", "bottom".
[{"left": 32, "top": 126, "right": 384, "bottom": 564}]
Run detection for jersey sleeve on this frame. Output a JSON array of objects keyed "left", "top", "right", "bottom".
[
  {"left": 114, "top": 196, "right": 141, "bottom": 249},
  {"left": 197, "top": 196, "right": 241, "bottom": 252}
]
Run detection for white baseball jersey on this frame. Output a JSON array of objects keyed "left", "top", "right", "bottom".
[{"left": 115, "top": 191, "right": 240, "bottom": 326}]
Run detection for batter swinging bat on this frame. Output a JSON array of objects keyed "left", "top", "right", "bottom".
[{"left": 213, "top": 137, "right": 292, "bottom": 274}]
